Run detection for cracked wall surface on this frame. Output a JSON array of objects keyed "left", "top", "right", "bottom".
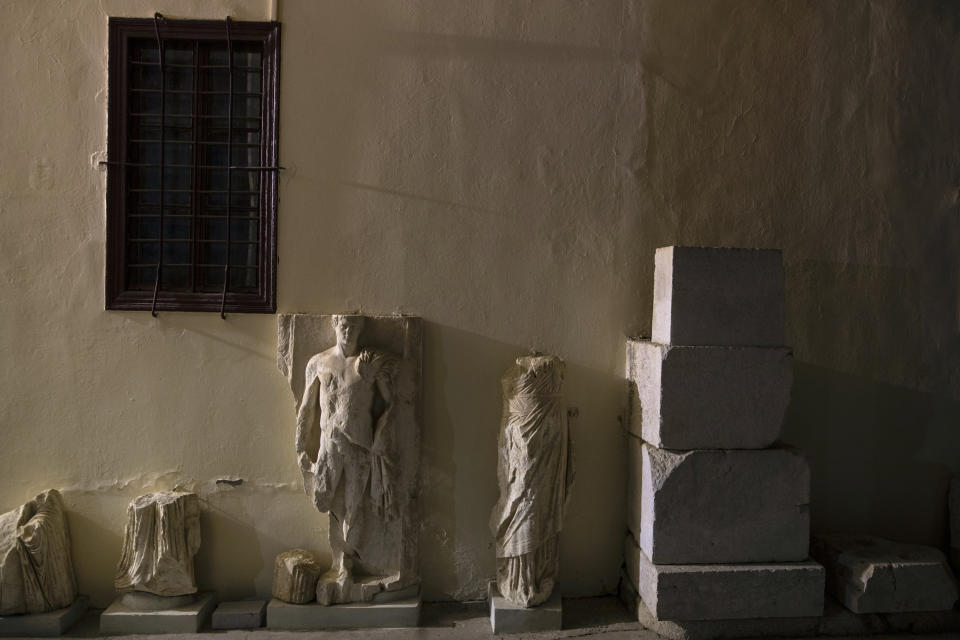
[{"left": 1, "top": 0, "right": 959, "bottom": 606}]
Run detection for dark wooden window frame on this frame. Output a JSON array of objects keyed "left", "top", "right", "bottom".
[{"left": 105, "top": 17, "right": 280, "bottom": 314}]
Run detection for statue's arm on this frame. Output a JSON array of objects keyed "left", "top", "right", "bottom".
[{"left": 295, "top": 372, "right": 321, "bottom": 470}]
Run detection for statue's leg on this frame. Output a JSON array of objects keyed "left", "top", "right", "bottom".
[{"left": 339, "top": 443, "right": 371, "bottom": 559}]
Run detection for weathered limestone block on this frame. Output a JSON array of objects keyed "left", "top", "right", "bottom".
[
  {"left": 114, "top": 492, "right": 201, "bottom": 597},
  {"left": 652, "top": 246, "right": 785, "bottom": 347},
  {"left": 950, "top": 476, "right": 959, "bottom": 571},
  {"left": 637, "top": 443, "right": 810, "bottom": 563},
  {"left": 811, "top": 533, "right": 959, "bottom": 613},
  {"left": 278, "top": 314, "right": 422, "bottom": 605},
  {"left": 626, "top": 339, "right": 792, "bottom": 449},
  {"left": 628, "top": 535, "right": 825, "bottom": 621},
  {"left": 489, "top": 355, "right": 573, "bottom": 608},
  {"left": 0, "top": 490, "right": 77, "bottom": 615},
  {"left": 272, "top": 550, "right": 323, "bottom": 604},
  {"left": 626, "top": 434, "right": 642, "bottom": 537}
]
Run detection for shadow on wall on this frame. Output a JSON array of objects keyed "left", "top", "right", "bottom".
[
  {"left": 782, "top": 361, "right": 960, "bottom": 548},
  {"left": 419, "top": 321, "right": 626, "bottom": 602}
]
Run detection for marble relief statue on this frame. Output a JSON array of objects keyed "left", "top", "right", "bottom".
[
  {"left": 490, "top": 355, "right": 574, "bottom": 607},
  {"left": 280, "top": 314, "right": 422, "bottom": 606},
  {"left": 0, "top": 490, "right": 77, "bottom": 615}
]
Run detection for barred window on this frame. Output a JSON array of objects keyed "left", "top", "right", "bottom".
[{"left": 105, "top": 16, "right": 280, "bottom": 314}]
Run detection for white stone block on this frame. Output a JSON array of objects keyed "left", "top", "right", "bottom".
[
  {"left": 0, "top": 596, "right": 87, "bottom": 637},
  {"left": 626, "top": 339, "right": 791, "bottom": 449},
  {"left": 638, "top": 443, "right": 810, "bottom": 563},
  {"left": 652, "top": 246, "right": 785, "bottom": 347},
  {"left": 633, "top": 543, "right": 824, "bottom": 621},
  {"left": 266, "top": 590, "right": 420, "bottom": 629},
  {"left": 811, "top": 533, "right": 959, "bottom": 613},
  {"left": 488, "top": 582, "right": 561, "bottom": 634},
  {"left": 99, "top": 591, "right": 216, "bottom": 634},
  {"left": 211, "top": 600, "right": 266, "bottom": 630}
]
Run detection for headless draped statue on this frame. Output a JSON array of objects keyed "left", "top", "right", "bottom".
[
  {"left": 290, "top": 314, "right": 420, "bottom": 605},
  {"left": 490, "top": 355, "right": 574, "bottom": 607}
]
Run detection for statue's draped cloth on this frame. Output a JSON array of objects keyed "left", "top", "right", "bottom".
[{"left": 490, "top": 356, "right": 573, "bottom": 607}]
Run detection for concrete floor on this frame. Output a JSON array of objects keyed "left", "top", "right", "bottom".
[{"left": 20, "top": 597, "right": 959, "bottom": 640}]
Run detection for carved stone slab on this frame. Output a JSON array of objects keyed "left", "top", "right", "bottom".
[
  {"left": 637, "top": 443, "right": 810, "bottom": 564},
  {"left": 114, "top": 492, "right": 201, "bottom": 597},
  {"left": 0, "top": 489, "right": 78, "bottom": 615},
  {"left": 100, "top": 591, "right": 216, "bottom": 634},
  {"left": 278, "top": 314, "right": 422, "bottom": 605},
  {"left": 812, "top": 533, "right": 959, "bottom": 613},
  {"left": 265, "top": 593, "right": 421, "bottom": 629},
  {"left": 626, "top": 339, "right": 792, "bottom": 449},
  {"left": 652, "top": 246, "right": 785, "bottom": 347}
]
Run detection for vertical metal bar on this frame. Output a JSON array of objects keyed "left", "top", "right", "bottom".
[
  {"left": 190, "top": 39, "right": 200, "bottom": 293},
  {"left": 151, "top": 12, "right": 165, "bottom": 317},
  {"left": 220, "top": 16, "right": 233, "bottom": 319}
]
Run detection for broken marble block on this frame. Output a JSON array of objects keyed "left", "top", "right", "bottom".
[
  {"left": 0, "top": 490, "right": 77, "bottom": 615},
  {"left": 636, "top": 442, "right": 810, "bottom": 564},
  {"left": 626, "top": 339, "right": 792, "bottom": 449},
  {"left": 628, "top": 535, "right": 824, "bottom": 621},
  {"left": 950, "top": 476, "right": 959, "bottom": 571},
  {"left": 811, "top": 533, "right": 959, "bottom": 613},
  {"left": 115, "top": 492, "right": 201, "bottom": 597},
  {"left": 652, "top": 246, "right": 785, "bottom": 347},
  {"left": 272, "top": 550, "right": 323, "bottom": 604}
]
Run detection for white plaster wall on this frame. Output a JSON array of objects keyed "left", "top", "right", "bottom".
[{"left": 0, "top": 0, "right": 958, "bottom": 607}]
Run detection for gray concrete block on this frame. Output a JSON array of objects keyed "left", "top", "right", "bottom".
[
  {"left": 211, "top": 600, "right": 267, "bottom": 630},
  {"left": 811, "top": 533, "right": 959, "bottom": 613},
  {"left": 637, "top": 443, "right": 810, "bottom": 564},
  {"left": 635, "top": 545, "right": 824, "bottom": 621},
  {"left": 0, "top": 596, "right": 88, "bottom": 637},
  {"left": 626, "top": 339, "right": 791, "bottom": 449},
  {"left": 99, "top": 591, "right": 216, "bottom": 634},
  {"left": 652, "top": 246, "right": 785, "bottom": 347},
  {"left": 488, "top": 582, "right": 561, "bottom": 634},
  {"left": 266, "top": 591, "right": 421, "bottom": 629}
]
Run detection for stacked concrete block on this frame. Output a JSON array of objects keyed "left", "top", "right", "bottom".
[{"left": 624, "top": 246, "right": 825, "bottom": 625}]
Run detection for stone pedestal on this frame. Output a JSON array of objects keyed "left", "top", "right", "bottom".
[
  {"left": 265, "top": 589, "right": 421, "bottom": 629},
  {"left": 99, "top": 591, "right": 216, "bottom": 634},
  {"left": 0, "top": 596, "right": 88, "bottom": 637},
  {"left": 211, "top": 600, "right": 266, "bottom": 630},
  {"left": 488, "top": 582, "right": 561, "bottom": 634}
]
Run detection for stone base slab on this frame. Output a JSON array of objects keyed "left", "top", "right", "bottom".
[
  {"left": 634, "top": 545, "right": 824, "bottom": 621},
  {"left": 488, "top": 582, "right": 561, "bottom": 634},
  {"left": 626, "top": 339, "right": 791, "bottom": 449},
  {"left": 620, "top": 570, "right": 960, "bottom": 639},
  {"left": 266, "top": 590, "right": 421, "bottom": 629},
  {"left": 211, "top": 600, "right": 267, "bottom": 629},
  {"left": 0, "top": 596, "right": 88, "bottom": 637},
  {"left": 635, "top": 442, "right": 810, "bottom": 564},
  {"left": 100, "top": 591, "right": 216, "bottom": 634},
  {"left": 812, "top": 533, "right": 959, "bottom": 613}
]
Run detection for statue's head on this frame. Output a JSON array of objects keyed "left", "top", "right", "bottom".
[{"left": 332, "top": 315, "right": 365, "bottom": 357}]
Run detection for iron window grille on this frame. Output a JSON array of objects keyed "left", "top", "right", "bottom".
[{"left": 105, "top": 15, "right": 280, "bottom": 315}]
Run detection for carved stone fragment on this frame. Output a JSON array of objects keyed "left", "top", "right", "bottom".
[
  {"left": 272, "top": 550, "right": 323, "bottom": 604},
  {"left": 114, "top": 492, "right": 201, "bottom": 597},
  {"left": 812, "top": 533, "right": 959, "bottom": 613},
  {"left": 489, "top": 355, "right": 574, "bottom": 608},
  {"left": 0, "top": 489, "right": 77, "bottom": 615},
  {"left": 278, "top": 314, "right": 422, "bottom": 605}
]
